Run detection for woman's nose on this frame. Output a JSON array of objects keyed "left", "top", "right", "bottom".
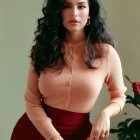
[{"left": 71, "top": 7, "right": 78, "bottom": 17}]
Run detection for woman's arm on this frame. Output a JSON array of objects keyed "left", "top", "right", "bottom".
[
  {"left": 101, "top": 102, "right": 122, "bottom": 118},
  {"left": 88, "top": 45, "right": 127, "bottom": 140},
  {"left": 104, "top": 45, "right": 127, "bottom": 114},
  {"left": 24, "top": 60, "right": 63, "bottom": 140}
]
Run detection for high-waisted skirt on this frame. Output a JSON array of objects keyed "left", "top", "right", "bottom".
[{"left": 11, "top": 103, "right": 92, "bottom": 140}]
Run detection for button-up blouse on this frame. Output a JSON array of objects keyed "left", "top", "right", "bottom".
[{"left": 24, "top": 40, "right": 127, "bottom": 140}]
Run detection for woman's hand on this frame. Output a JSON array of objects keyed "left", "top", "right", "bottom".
[
  {"left": 87, "top": 110, "right": 110, "bottom": 140},
  {"left": 49, "top": 134, "right": 64, "bottom": 140}
]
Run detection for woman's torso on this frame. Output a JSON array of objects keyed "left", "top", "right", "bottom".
[{"left": 38, "top": 40, "right": 108, "bottom": 113}]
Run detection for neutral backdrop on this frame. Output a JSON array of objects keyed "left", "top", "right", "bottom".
[{"left": 0, "top": 0, "right": 140, "bottom": 139}]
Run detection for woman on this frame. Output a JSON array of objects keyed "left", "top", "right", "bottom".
[{"left": 11, "top": 0, "right": 127, "bottom": 140}]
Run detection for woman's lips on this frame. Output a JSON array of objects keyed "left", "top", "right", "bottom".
[
  {"left": 69, "top": 20, "right": 79, "bottom": 25},
  {"left": 70, "top": 22, "right": 79, "bottom": 25}
]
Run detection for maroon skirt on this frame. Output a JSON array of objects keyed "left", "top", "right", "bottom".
[{"left": 11, "top": 103, "right": 92, "bottom": 140}]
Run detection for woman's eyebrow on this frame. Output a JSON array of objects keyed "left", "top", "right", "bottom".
[{"left": 64, "top": 2, "right": 87, "bottom": 5}]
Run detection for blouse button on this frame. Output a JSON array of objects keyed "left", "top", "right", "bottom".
[
  {"left": 68, "top": 70, "right": 72, "bottom": 74},
  {"left": 67, "top": 82, "right": 70, "bottom": 86},
  {"left": 63, "top": 103, "right": 67, "bottom": 107}
]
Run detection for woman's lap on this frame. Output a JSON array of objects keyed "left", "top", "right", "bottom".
[{"left": 11, "top": 104, "right": 92, "bottom": 140}]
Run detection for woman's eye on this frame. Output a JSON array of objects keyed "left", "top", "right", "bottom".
[
  {"left": 63, "top": 5, "right": 86, "bottom": 9},
  {"left": 63, "top": 5, "right": 71, "bottom": 8},
  {"left": 79, "top": 5, "right": 86, "bottom": 9}
]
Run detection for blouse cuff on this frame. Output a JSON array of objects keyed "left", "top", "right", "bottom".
[
  {"left": 49, "top": 134, "right": 61, "bottom": 140},
  {"left": 108, "top": 87, "right": 127, "bottom": 113}
]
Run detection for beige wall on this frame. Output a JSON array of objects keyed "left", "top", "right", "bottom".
[{"left": 0, "top": 0, "right": 140, "bottom": 139}]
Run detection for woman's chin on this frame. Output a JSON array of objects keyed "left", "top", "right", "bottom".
[{"left": 66, "top": 27, "right": 84, "bottom": 32}]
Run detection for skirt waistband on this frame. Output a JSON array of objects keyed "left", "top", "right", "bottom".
[
  {"left": 43, "top": 103, "right": 90, "bottom": 125},
  {"left": 42, "top": 103, "right": 92, "bottom": 136}
]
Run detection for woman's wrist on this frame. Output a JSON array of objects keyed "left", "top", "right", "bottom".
[
  {"left": 100, "top": 102, "right": 121, "bottom": 118},
  {"left": 100, "top": 109, "right": 111, "bottom": 118},
  {"left": 49, "top": 134, "right": 63, "bottom": 140}
]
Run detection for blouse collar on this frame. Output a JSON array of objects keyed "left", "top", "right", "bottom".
[{"left": 62, "top": 39, "right": 87, "bottom": 49}]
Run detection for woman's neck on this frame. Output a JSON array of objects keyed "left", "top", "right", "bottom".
[{"left": 64, "top": 29, "right": 86, "bottom": 44}]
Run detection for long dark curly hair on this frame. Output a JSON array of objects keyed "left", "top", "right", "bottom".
[{"left": 30, "top": 0, "right": 114, "bottom": 76}]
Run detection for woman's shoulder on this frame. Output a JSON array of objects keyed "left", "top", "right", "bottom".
[
  {"left": 98, "top": 43, "right": 117, "bottom": 58},
  {"left": 100, "top": 43, "right": 122, "bottom": 68}
]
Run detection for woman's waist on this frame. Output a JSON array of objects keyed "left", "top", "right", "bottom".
[
  {"left": 42, "top": 103, "right": 91, "bottom": 124},
  {"left": 42, "top": 103, "right": 92, "bottom": 135},
  {"left": 42, "top": 97, "right": 94, "bottom": 114}
]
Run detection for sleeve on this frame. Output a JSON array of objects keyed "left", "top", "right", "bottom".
[
  {"left": 24, "top": 60, "right": 60, "bottom": 140},
  {"left": 105, "top": 45, "right": 127, "bottom": 113}
]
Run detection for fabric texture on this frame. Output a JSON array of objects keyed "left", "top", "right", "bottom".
[
  {"left": 11, "top": 103, "right": 92, "bottom": 140},
  {"left": 12, "top": 40, "right": 127, "bottom": 139}
]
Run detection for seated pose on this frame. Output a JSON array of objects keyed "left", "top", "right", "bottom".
[{"left": 11, "top": 0, "right": 127, "bottom": 140}]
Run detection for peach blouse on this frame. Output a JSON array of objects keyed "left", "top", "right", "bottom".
[{"left": 24, "top": 40, "right": 127, "bottom": 140}]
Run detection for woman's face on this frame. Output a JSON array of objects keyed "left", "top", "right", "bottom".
[{"left": 61, "top": 0, "right": 89, "bottom": 32}]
